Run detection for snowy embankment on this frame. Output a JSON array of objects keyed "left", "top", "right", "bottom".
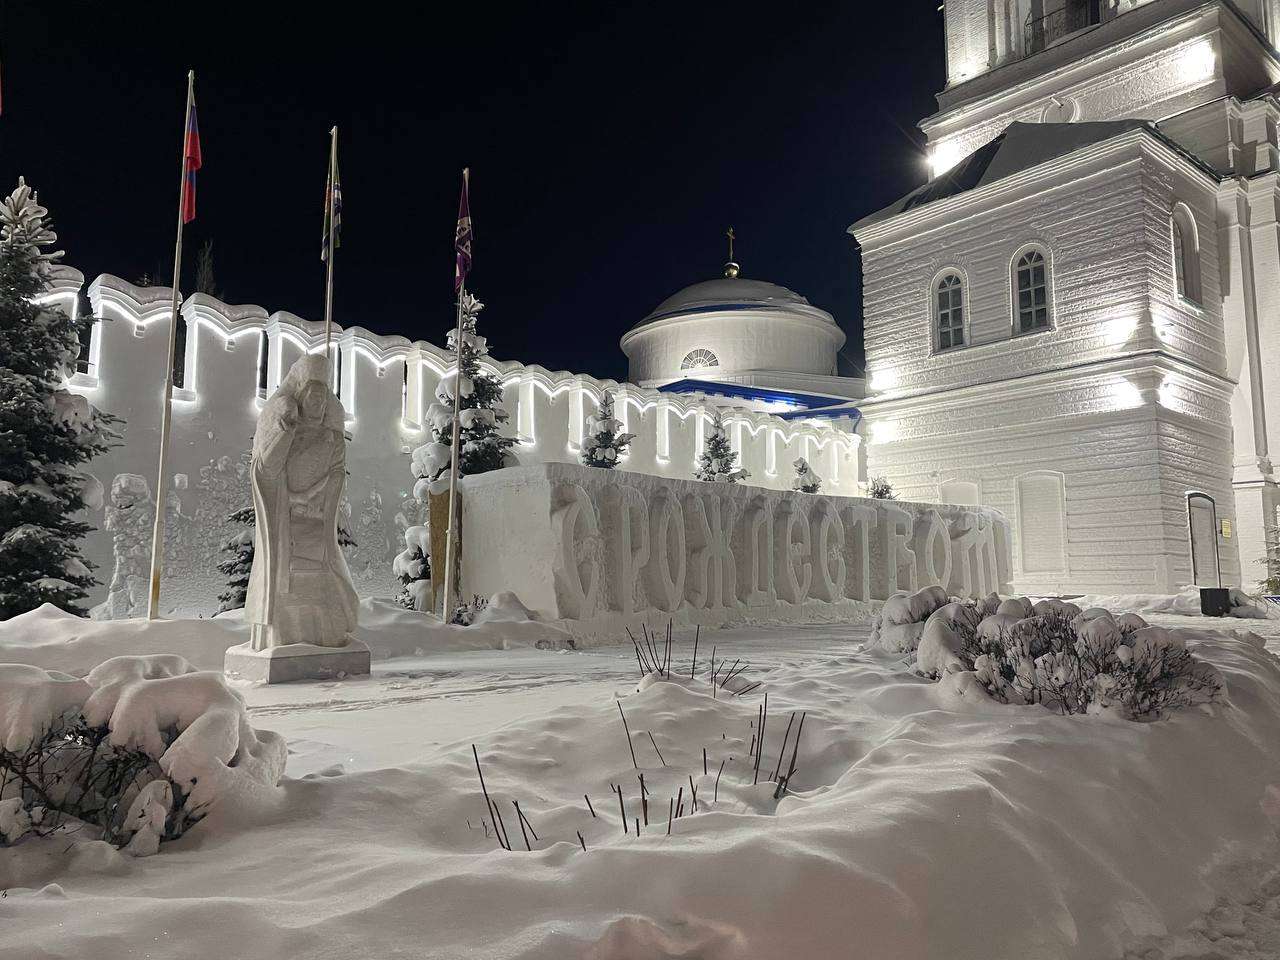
[
  {"left": 1072, "top": 585, "right": 1277, "bottom": 620},
  {"left": 2, "top": 606, "right": 1279, "bottom": 958},
  {"left": 0, "top": 594, "right": 575, "bottom": 675}
]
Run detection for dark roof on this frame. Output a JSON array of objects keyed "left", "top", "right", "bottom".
[{"left": 849, "top": 120, "right": 1151, "bottom": 234}]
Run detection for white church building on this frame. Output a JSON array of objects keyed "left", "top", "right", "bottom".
[
  {"left": 850, "top": 0, "right": 1280, "bottom": 595},
  {"left": 54, "top": 0, "right": 1280, "bottom": 613}
]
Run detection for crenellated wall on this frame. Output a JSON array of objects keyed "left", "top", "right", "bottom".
[{"left": 50, "top": 272, "right": 862, "bottom": 617}]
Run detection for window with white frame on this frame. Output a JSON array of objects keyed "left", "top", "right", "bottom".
[
  {"left": 934, "top": 273, "right": 964, "bottom": 350},
  {"left": 1013, "top": 248, "right": 1050, "bottom": 334},
  {"left": 681, "top": 348, "right": 718, "bottom": 370},
  {"left": 1171, "top": 204, "right": 1202, "bottom": 305}
]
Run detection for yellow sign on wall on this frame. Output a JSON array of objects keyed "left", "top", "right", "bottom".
[{"left": 1221, "top": 518, "right": 1233, "bottom": 539}]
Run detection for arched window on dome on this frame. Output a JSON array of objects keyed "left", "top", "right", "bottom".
[
  {"left": 1171, "top": 203, "right": 1202, "bottom": 305},
  {"left": 681, "top": 348, "right": 719, "bottom": 371},
  {"left": 1012, "top": 247, "right": 1051, "bottom": 335},
  {"left": 933, "top": 272, "right": 965, "bottom": 351}
]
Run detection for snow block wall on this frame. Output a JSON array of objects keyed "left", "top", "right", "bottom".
[
  {"left": 54, "top": 273, "right": 862, "bottom": 616},
  {"left": 458, "top": 463, "right": 1012, "bottom": 636}
]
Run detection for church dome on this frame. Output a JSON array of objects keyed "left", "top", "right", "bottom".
[
  {"left": 620, "top": 271, "right": 846, "bottom": 387},
  {"left": 634, "top": 277, "right": 824, "bottom": 329}
]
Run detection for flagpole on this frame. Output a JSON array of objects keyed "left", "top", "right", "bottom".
[
  {"left": 441, "top": 169, "right": 469, "bottom": 623},
  {"left": 146, "top": 69, "right": 195, "bottom": 620},
  {"left": 323, "top": 125, "right": 338, "bottom": 362}
]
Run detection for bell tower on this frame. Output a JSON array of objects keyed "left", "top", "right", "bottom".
[{"left": 926, "top": 0, "right": 1280, "bottom": 177}]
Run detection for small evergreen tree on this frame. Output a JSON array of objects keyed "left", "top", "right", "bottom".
[
  {"left": 413, "top": 292, "right": 517, "bottom": 492},
  {"left": 0, "top": 179, "right": 118, "bottom": 618},
  {"left": 393, "top": 525, "right": 431, "bottom": 610},
  {"left": 581, "top": 391, "right": 634, "bottom": 469},
  {"left": 792, "top": 457, "right": 822, "bottom": 494},
  {"left": 868, "top": 477, "right": 895, "bottom": 500},
  {"left": 694, "top": 410, "right": 748, "bottom": 483},
  {"left": 215, "top": 507, "right": 255, "bottom": 613},
  {"left": 1259, "top": 526, "right": 1280, "bottom": 595}
]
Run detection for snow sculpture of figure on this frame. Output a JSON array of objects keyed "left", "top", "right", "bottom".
[
  {"left": 244, "top": 354, "right": 358, "bottom": 650},
  {"left": 93, "top": 474, "right": 154, "bottom": 620}
]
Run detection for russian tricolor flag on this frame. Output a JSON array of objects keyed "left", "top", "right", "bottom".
[{"left": 182, "top": 100, "right": 202, "bottom": 224}]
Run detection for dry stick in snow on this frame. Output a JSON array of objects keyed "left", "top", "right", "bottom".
[
  {"left": 688, "top": 775, "right": 698, "bottom": 812},
  {"left": 516, "top": 801, "right": 539, "bottom": 841},
  {"left": 667, "top": 797, "right": 674, "bottom": 835},
  {"left": 513, "top": 800, "right": 532, "bottom": 851},
  {"left": 772, "top": 711, "right": 797, "bottom": 783},
  {"left": 691, "top": 625, "right": 700, "bottom": 679},
  {"left": 578, "top": 831, "right": 586, "bottom": 851},
  {"left": 675, "top": 785, "right": 683, "bottom": 819},
  {"left": 775, "top": 711, "right": 807, "bottom": 800},
  {"left": 626, "top": 628, "right": 652, "bottom": 673},
  {"left": 647, "top": 731, "right": 667, "bottom": 767},
  {"left": 734, "top": 681, "right": 763, "bottom": 698},
  {"left": 585, "top": 794, "right": 596, "bottom": 818},
  {"left": 472, "top": 744, "right": 510, "bottom": 851},
  {"left": 748, "top": 733, "right": 756, "bottom": 758},
  {"left": 616, "top": 701, "right": 639, "bottom": 770},
  {"left": 639, "top": 773, "right": 649, "bottom": 825},
  {"left": 703, "top": 747, "right": 708, "bottom": 776},
  {"left": 635, "top": 817, "right": 641, "bottom": 836},
  {"left": 753, "top": 694, "right": 769, "bottom": 785},
  {"left": 719, "top": 659, "right": 744, "bottom": 689},
  {"left": 715, "top": 759, "right": 726, "bottom": 802},
  {"left": 615, "top": 784, "right": 627, "bottom": 835}
]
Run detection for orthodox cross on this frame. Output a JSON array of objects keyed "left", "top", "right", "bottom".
[{"left": 726, "top": 227, "right": 736, "bottom": 262}]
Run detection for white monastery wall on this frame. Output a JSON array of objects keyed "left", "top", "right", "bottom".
[
  {"left": 51, "top": 273, "right": 862, "bottom": 616},
  {"left": 857, "top": 135, "right": 1239, "bottom": 593},
  {"left": 459, "top": 463, "right": 1013, "bottom": 638}
]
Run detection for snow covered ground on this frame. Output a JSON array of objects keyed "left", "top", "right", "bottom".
[{"left": 2, "top": 607, "right": 1279, "bottom": 959}]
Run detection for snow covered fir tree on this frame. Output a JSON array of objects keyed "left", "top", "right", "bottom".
[
  {"left": 413, "top": 292, "right": 517, "bottom": 492},
  {"left": 580, "top": 391, "right": 634, "bottom": 469},
  {"left": 694, "top": 410, "right": 748, "bottom": 483},
  {"left": 400, "top": 292, "right": 517, "bottom": 612},
  {"left": 0, "top": 179, "right": 117, "bottom": 618},
  {"left": 792, "top": 457, "right": 822, "bottom": 494}
]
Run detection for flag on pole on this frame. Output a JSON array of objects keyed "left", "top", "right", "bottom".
[
  {"left": 321, "top": 149, "right": 342, "bottom": 262},
  {"left": 454, "top": 168, "right": 472, "bottom": 294},
  {"left": 181, "top": 100, "right": 202, "bottom": 224}
]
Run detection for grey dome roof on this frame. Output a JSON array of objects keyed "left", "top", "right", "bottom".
[{"left": 630, "top": 277, "right": 834, "bottom": 332}]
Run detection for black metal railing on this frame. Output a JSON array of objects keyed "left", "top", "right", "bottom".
[{"left": 1024, "top": 1, "right": 1102, "bottom": 57}]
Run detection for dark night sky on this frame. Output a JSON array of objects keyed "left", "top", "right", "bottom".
[{"left": 1, "top": 1, "right": 944, "bottom": 382}]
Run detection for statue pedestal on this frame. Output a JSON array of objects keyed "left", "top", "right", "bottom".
[{"left": 223, "top": 639, "right": 371, "bottom": 684}]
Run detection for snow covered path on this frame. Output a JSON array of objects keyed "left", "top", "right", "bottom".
[{"left": 245, "top": 625, "right": 865, "bottom": 777}]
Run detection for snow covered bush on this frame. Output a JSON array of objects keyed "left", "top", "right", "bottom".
[
  {"left": 0, "top": 655, "right": 284, "bottom": 854},
  {"left": 0, "top": 178, "right": 119, "bottom": 618},
  {"left": 411, "top": 292, "right": 517, "bottom": 497},
  {"left": 393, "top": 524, "right": 431, "bottom": 611},
  {"left": 694, "top": 410, "right": 749, "bottom": 483},
  {"left": 792, "top": 457, "right": 822, "bottom": 494},
  {"left": 581, "top": 391, "right": 634, "bottom": 469},
  {"left": 449, "top": 593, "right": 489, "bottom": 626},
  {"left": 868, "top": 477, "right": 895, "bottom": 500}
]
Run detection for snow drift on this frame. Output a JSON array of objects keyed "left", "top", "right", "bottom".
[{"left": 2, "top": 614, "right": 1278, "bottom": 958}]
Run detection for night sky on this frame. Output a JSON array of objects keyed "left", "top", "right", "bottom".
[{"left": 1, "top": 1, "right": 944, "bottom": 381}]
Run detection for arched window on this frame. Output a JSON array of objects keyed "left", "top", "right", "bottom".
[
  {"left": 1013, "top": 248, "right": 1050, "bottom": 334},
  {"left": 1171, "top": 204, "right": 1202, "bottom": 305},
  {"left": 934, "top": 273, "right": 965, "bottom": 350},
  {"left": 681, "top": 348, "right": 719, "bottom": 371}
]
